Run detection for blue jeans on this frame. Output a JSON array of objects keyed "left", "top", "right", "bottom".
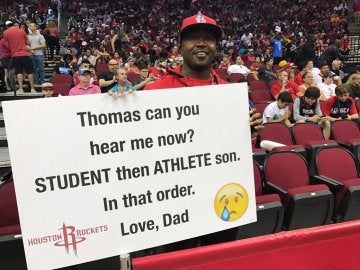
[{"left": 31, "top": 54, "right": 45, "bottom": 85}]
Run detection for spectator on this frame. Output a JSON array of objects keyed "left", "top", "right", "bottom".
[
  {"left": 317, "top": 71, "right": 337, "bottom": 101},
  {"left": 227, "top": 55, "right": 253, "bottom": 77},
  {"left": 270, "top": 69, "right": 299, "bottom": 100},
  {"left": 108, "top": 67, "right": 136, "bottom": 96},
  {"left": 270, "top": 32, "right": 283, "bottom": 64},
  {"left": 297, "top": 72, "right": 317, "bottom": 97},
  {"left": 262, "top": 91, "right": 293, "bottom": 127},
  {"left": 293, "top": 86, "right": 331, "bottom": 140},
  {"left": 347, "top": 73, "right": 360, "bottom": 100},
  {"left": 54, "top": 53, "right": 75, "bottom": 76},
  {"left": 133, "top": 66, "right": 155, "bottom": 90},
  {"left": 41, "top": 82, "right": 54, "bottom": 98},
  {"left": 68, "top": 68, "right": 101, "bottom": 96},
  {"left": 28, "top": 22, "right": 46, "bottom": 87},
  {"left": 98, "top": 59, "right": 119, "bottom": 93},
  {"left": 44, "top": 20, "right": 60, "bottom": 60},
  {"left": 258, "top": 57, "right": 276, "bottom": 83},
  {"left": 324, "top": 84, "right": 360, "bottom": 125},
  {"left": 3, "top": 20, "right": 36, "bottom": 93},
  {"left": 0, "top": 21, "right": 13, "bottom": 91}
]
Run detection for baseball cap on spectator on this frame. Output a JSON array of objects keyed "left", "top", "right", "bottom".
[
  {"left": 5, "top": 20, "right": 14, "bottom": 27},
  {"left": 78, "top": 69, "right": 91, "bottom": 75},
  {"left": 180, "top": 13, "right": 222, "bottom": 41},
  {"left": 81, "top": 41, "right": 88, "bottom": 46},
  {"left": 323, "top": 71, "right": 336, "bottom": 78},
  {"left": 42, "top": 82, "right": 54, "bottom": 89},
  {"left": 279, "top": 60, "right": 296, "bottom": 69}
]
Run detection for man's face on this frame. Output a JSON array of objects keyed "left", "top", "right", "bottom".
[
  {"left": 180, "top": 29, "right": 217, "bottom": 72},
  {"left": 235, "top": 56, "right": 244, "bottom": 65},
  {"left": 140, "top": 68, "right": 149, "bottom": 79},
  {"left": 116, "top": 69, "right": 127, "bottom": 83},
  {"left": 79, "top": 73, "right": 91, "bottom": 85},
  {"left": 320, "top": 65, "right": 329, "bottom": 74},
  {"left": 108, "top": 60, "right": 118, "bottom": 72}
]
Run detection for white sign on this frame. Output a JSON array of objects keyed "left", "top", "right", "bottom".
[{"left": 3, "top": 84, "right": 256, "bottom": 270}]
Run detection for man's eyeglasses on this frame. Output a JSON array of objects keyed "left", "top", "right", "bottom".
[{"left": 109, "top": 63, "right": 118, "bottom": 66}]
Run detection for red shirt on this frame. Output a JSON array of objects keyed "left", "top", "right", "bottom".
[
  {"left": 270, "top": 81, "right": 299, "bottom": 100},
  {"left": 144, "top": 65, "right": 226, "bottom": 90},
  {"left": 294, "top": 73, "right": 303, "bottom": 85},
  {"left": 324, "top": 96, "right": 357, "bottom": 117},
  {"left": 3, "top": 27, "right": 29, "bottom": 57}
]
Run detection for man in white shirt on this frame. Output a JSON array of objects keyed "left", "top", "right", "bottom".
[{"left": 227, "top": 55, "right": 251, "bottom": 76}]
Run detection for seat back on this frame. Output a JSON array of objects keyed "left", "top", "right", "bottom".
[
  {"left": 259, "top": 123, "right": 294, "bottom": 145},
  {"left": 51, "top": 73, "right": 74, "bottom": 87},
  {"left": 0, "top": 180, "right": 20, "bottom": 235},
  {"left": 95, "top": 62, "right": 109, "bottom": 75},
  {"left": 293, "top": 122, "right": 324, "bottom": 145},
  {"left": 229, "top": 73, "right": 245, "bottom": 83},
  {"left": 253, "top": 161, "right": 263, "bottom": 196},
  {"left": 264, "top": 151, "right": 309, "bottom": 190},
  {"left": 251, "top": 90, "right": 273, "bottom": 103},
  {"left": 127, "top": 73, "right": 140, "bottom": 84},
  {"left": 332, "top": 120, "right": 360, "bottom": 143},
  {"left": 53, "top": 83, "right": 71, "bottom": 96},
  {"left": 214, "top": 68, "right": 228, "bottom": 81},
  {"left": 254, "top": 102, "right": 270, "bottom": 115},
  {"left": 316, "top": 146, "right": 359, "bottom": 182},
  {"left": 249, "top": 80, "right": 267, "bottom": 91}
]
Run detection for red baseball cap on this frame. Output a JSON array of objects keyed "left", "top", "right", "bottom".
[{"left": 180, "top": 14, "right": 222, "bottom": 41}]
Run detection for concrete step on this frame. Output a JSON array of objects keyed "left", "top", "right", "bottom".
[{"left": 0, "top": 147, "right": 10, "bottom": 168}]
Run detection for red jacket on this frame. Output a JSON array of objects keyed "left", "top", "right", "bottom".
[{"left": 144, "top": 65, "right": 226, "bottom": 90}]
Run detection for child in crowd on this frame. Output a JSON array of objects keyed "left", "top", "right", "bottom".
[
  {"left": 262, "top": 91, "right": 293, "bottom": 127},
  {"left": 41, "top": 82, "right": 54, "bottom": 97},
  {"left": 324, "top": 84, "right": 360, "bottom": 125},
  {"left": 293, "top": 86, "right": 331, "bottom": 139}
]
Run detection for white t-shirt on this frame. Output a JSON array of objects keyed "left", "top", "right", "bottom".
[
  {"left": 317, "top": 82, "right": 336, "bottom": 99},
  {"left": 227, "top": 64, "right": 250, "bottom": 75},
  {"left": 262, "top": 101, "right": 288, "bottom": 124}
]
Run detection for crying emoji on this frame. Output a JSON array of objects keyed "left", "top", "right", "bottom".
[{"left": 214, "top": 183, "right": 249, "bottom": 222}]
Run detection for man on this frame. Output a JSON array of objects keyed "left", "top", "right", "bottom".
[
  {"left": 133, "top": 65, "right": 155, "bottom": 90},
  {"left": 99, "top": 59, "right": 118, "bottom": 93},
  {"left": 28, "top": 22, "right": 46, "bottom": 87},
  {"left": 3, "top": 20, "right": 36, "bottom": 93},
  {"left": 143, "top": 13, "right": 262, "bottom": 250},
  {"left": 68, "top": 68, "right": 101, "bottom": 96},
  {"left": 144, "top": 14, "right": 225, "bottom": 90},
  {"left": 227, "top": 55, "right": 252, "bottom": 76},
  {"left": 270, "top": 70, "right": 299, "bottom": 100},
  {"left": 258, "top": 57, "right": 276, "bottom": 83},
  {"left": 108, "top": 67, "right": 136, "bottom": 96}
]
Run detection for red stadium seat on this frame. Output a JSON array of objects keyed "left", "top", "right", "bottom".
[
  {"left": 314, "top": 146, "right": 360, "bottom": 222},
  {"left": 229, "top": 73, "right": 245, "bottom": 83},
  {"left": 249, "top": 80, "right": 267, "bottom": 91},
  {"left": 53, "top": 83, "right": 71, "bottom": 96},
  {"left": 292, "top": 122, "right": 338, "bottom": 175},
  {"left": 251, "top": 90, "right": 273, "bottom": 103},
  {"left": 264, "top": 151, "right": 334, "bottom": 230},
  {"left": 51, "top": 73, "right": 74, "bottom": 87},
  {"left": 236, "top": 161, "right": 284, "bottom": 239}
]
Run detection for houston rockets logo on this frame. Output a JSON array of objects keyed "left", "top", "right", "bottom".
[
  {"left": 27, "top": 223, "right": 108, "bottom": 256},
  {"left": 54, "top": 223, "right": 86, "bottom": 256}
]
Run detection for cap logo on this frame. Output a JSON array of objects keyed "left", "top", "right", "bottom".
[{"left": 196, "top": 15, "right": 207, "bottom": 23}]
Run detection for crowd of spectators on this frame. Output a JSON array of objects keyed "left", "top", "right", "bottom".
[{"left": 0, "top": 0, "right": 357, "bottom": 96}]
